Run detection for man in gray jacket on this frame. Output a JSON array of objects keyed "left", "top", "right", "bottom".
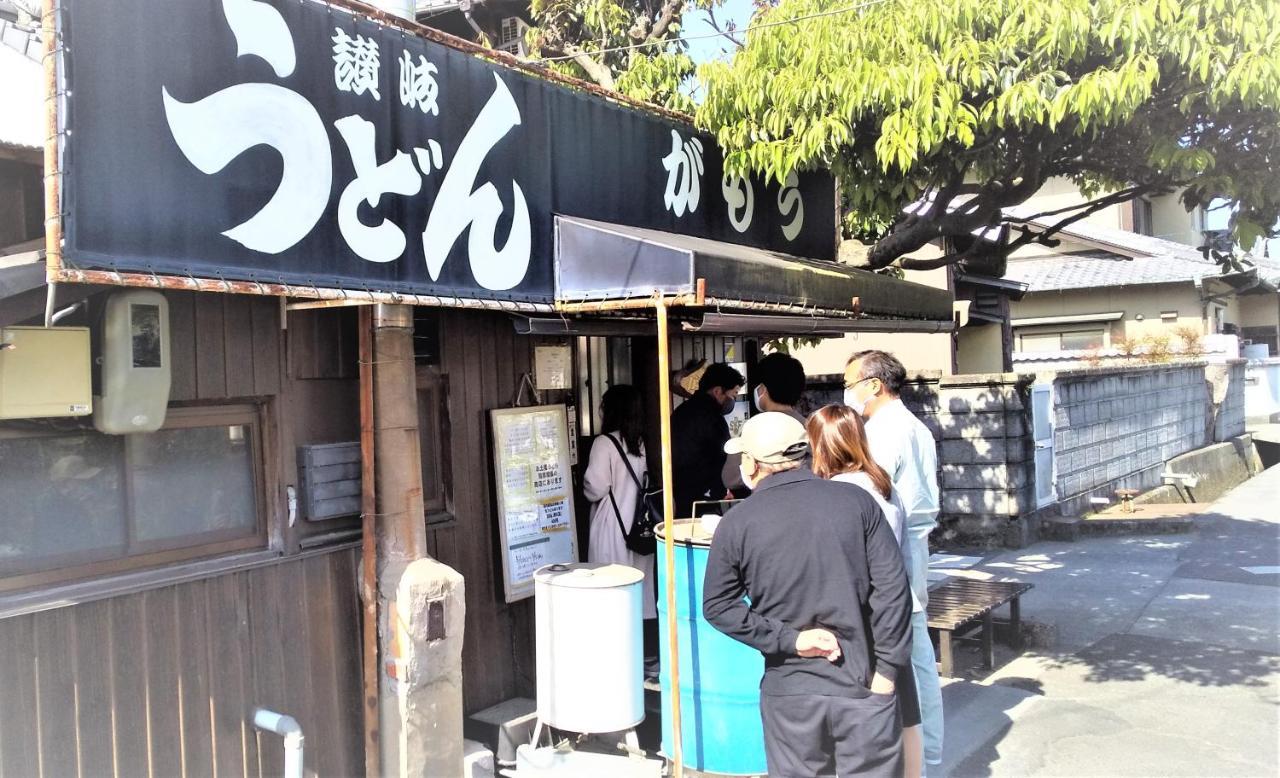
[{"left": 702, "top": 412, "right": 913, "bottom": 777}]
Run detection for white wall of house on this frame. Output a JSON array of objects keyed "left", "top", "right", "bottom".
[{"left": 956, "top": 323, "right": 1005, "bottom": 374}]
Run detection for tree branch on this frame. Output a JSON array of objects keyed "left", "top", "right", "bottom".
[
  {"left": 704, "top": 7, "right": 744, "bottom": 48},
  {"left": 648, "top": 0, "right": 687, "bottom": 41},
  {"left": 1005, "top": 184, "right": 1157, "bottom": 224},
  {"left": 541, "top": 42, "right": 617, "bottom": 89}
]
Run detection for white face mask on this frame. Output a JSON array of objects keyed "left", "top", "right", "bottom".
[
  {"left": 844, "top": 386, "right": 867, "bottom": 415},
  {"left": 739, "top": 461, "right": 756, "bottom": 490},
  {"left": 753, "top": 385, "right": 766, "bottom": 409}
]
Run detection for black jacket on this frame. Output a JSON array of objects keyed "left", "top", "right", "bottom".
[
  {"left": 670, "top": 392, "right": 731, "bottom": 518},
  {"left": 702, "top": 467, "right": 913, "bottom": 697}
]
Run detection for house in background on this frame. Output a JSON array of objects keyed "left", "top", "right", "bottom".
[{"left": 1002, "top": 215, "right": 1280, "bottom": 362}]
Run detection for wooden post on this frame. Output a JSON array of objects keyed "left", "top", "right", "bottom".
[
  {"left": 41, "top": 0, "right": 62, "bottom": 283},
  {"left": 358, "top": 305, "right": 381, "bottom": 778},
  {"left": 655, "top": 297, "right": 684, "bottom": 778}
]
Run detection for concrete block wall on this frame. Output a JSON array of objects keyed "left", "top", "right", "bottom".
[
  {"left": 808, "top": 372, "right": 1034, "bottom": 547},
  {"left": 1050, "top": 364, "right": 1210, "bottom": 517}
]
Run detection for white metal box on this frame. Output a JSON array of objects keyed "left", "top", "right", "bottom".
[
  {"left": 0, "top": 326, "right": 93, "bottom": 419},
  {"left": 94, "top": 290, "right": 171, "bottom": 434}
]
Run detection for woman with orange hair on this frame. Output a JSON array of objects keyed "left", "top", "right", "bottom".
[{"left": 808, "top": 404, "right": 923, "bottom": 778}]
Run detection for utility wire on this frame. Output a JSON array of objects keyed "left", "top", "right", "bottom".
[{"left": 533, "top": 0, "right": 895, "bottom": 63}]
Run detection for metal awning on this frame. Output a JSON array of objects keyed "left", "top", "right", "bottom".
[{"left": 553, "top": 216, "right": 953, "bottom": 323}]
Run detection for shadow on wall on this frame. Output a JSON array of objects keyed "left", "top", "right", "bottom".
[{"left": 808, "top": 373, "right": 1036, "bottom": 549}]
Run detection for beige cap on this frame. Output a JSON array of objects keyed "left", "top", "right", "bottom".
[{"left": 724, "top": 412, "right": 809, "bottom": 464}]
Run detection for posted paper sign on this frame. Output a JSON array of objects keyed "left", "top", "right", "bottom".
[{"left": 490, "top": 405, "right": 579, "bottom": 602}]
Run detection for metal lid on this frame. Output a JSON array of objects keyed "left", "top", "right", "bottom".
[
  {"left": 653, "top": 518, "right": 715, "bottom": 547},
  {"left": 533, "top": 562, "right": 644, "bottom": 589}
]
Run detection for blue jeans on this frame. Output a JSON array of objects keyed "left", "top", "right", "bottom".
[{"left": 911, "top": 609, "right": 944, "bottom": 764}]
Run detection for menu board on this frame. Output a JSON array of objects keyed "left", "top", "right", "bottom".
[{"left": 491, "top": 405, "right": 580, "bottom": 602}]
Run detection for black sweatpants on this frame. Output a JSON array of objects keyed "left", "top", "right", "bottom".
[{"left": 760, "top": 692, "right": 903, "bottom": 778}]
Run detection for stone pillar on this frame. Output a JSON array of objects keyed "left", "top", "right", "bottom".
[{"left": 372, "top": 303, "right": 465, "bottom": 778}]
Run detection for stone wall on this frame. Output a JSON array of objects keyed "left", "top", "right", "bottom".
[
  {"left": 1050, "top": 364, "right": 1209, "bottom": 517},
  {"left": 1049, "top": 360, "right": 1248, "bottom": 517},
  {"left": 1209, "top": 361, "right": 1247, "bottom": 441},
  {"left": 807, "top": 372, "right": 1034, "bottom": 547},
  {"left": 808, "top": 358, "right": 1248, "bottom": 548}
]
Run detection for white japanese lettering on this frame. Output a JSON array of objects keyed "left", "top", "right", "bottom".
[
  {"left": 778, "top": 171, "right": 804, "bottom": 241},
  {"left": 399, "top": 51, "right": 440, "bottom": 116},
  {"left": 334, "top": 115, "right": 423, "bottom": 263},
  {"left": 421, "top": 74, "right": 530, "bottom": 291},
  {"left": 332, "top": 28, "right": 381, "bottom": 100},
  {"left": 722, "top": 173, "right": 754, "bottom": 233},
  {"left": 662, "top": 131, "right": 704, "bottom": 217},
  {"left": 162, "top": 0, "right": 331, "bottom": 255}
]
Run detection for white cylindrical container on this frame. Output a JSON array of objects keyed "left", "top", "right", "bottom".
[{"left": 534, "top": 562, "right": 644, "bottom": 733}]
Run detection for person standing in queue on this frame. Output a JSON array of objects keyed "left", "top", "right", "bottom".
[
  {"left": 844, "top": 350, "right": 945, "bottom": 772},
  {"left": 703, "top": 412, "right": 913, "bottom": 778},
  {"left": 808, "top": 404, "right": 925, "bottom": 778},
  {"left": 671, "top": 362, "right": 744, "bottom": 519},
  {"left": 752, "top": 353, "right": 808, "bottom": 424},
  {"left": 725, "top": 352, "right": 809, "bottom": 498},
  {"left": 582, "top": 385, "right": 659, "bottom": 677}
]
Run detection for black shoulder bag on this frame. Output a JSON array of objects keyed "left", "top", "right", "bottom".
[{"left": 603, "top": 434, "right": 662, "bottom": 556}]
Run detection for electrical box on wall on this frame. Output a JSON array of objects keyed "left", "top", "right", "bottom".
[
  {"left": 94, "top": 290, "right": 172, "bottom": 434},
  {"left": 0, "top": 326, "right": 93, "bottom": 419}
]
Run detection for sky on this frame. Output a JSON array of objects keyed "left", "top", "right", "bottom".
[
  {"left": 685, "top": 0, "right": 756, "bottom": 66},
  {"left": 678, "top": 0, "right": 756, "bottom": 102}
]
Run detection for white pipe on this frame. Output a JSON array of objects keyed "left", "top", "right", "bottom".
[
  {"left": 253, "top": 708, "right": 305, "bottom": 778},
  {"left": 50, "top": 300, "right": 85, "bottom": 325}
]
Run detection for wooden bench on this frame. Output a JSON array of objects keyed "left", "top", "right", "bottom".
[{"left": 926, "top": 578, "right": 1033, "bottom": 677}]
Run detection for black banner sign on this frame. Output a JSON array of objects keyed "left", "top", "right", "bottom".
[{"left": 62, "top": 0, "right": 836, "bottom": 303}]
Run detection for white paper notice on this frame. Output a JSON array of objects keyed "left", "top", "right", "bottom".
[{"left": 535, "top": 345, "right": 572, "bottom": 390}]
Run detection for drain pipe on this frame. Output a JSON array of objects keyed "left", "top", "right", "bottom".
[{"left": 253, "top": 708, "right": 304, "bottom": 778}]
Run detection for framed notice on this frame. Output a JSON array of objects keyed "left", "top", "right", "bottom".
[{"left": 491, "top": 405, "right": 580, "bottom": 602}]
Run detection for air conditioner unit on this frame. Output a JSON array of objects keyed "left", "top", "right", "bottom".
[{"left": 497, "top": 16, "right": 529, "bottom": 57}]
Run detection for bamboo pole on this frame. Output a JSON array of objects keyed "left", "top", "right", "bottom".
[
  {"left": 655, "top": 296, "right": 684, "bottom": 778},
  {"left": 41, "top": 0, "right": 62, "bottom": 284},
  {"left": 358, "top": 305, "right": 381, "bottom": 778}
]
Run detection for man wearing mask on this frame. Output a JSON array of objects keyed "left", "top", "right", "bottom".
[
  {"left": 844, "top": 349, "right": 944, "bottom": 771},
  {"left": 752, "top": 353, "right": 808, "bottom": 423},
  {"left": 703, "top": 412, "right": 913, "bottom": 777},
  {"left": 671, "top": 362, "right": 744, "bottom": 518}
]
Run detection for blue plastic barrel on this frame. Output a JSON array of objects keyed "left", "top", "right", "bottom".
[{"left": 656, "top": 520, "right": 767, "bottom": 776}]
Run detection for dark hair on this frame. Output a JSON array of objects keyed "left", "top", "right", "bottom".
[
  {"left": 755, "top": 353, "right": 806, "bottom": 406},
  {"left": 601, "top": 384, "right": 645, "bottom": 456},
  {"left": 698, "top": 362, "right": 745, "bottom": 394},
  {"left": 846, "top": 350, "right": 907, "bottom": 396}
]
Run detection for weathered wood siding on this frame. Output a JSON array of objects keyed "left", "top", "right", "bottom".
[
  {"left": 166, "top": 291, "right": 283, "bottom": 403},
  {"left": 0, "top": 548, "right": 363, "bottom": 778},
  {"left": 426, "top": 310, "right": 565, "bottom": 713}
]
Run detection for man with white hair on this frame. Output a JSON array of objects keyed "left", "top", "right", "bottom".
[
  {"left": 702, "top": 412, "right": 913, "bottom": 778},
  {"left": 844, "top": 349, "right": 944, "bottom": 771}
]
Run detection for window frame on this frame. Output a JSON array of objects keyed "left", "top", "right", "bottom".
[
  {"left": 416, "top": 366, "right": 455, "bottom": 526},
  {"left": 0, "top": 403, "right": 269, "bottom": 594}
]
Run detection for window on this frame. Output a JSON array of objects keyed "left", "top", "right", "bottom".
[
  {"left": 1060, "top": 330, "right": 1106, "bottom": 350},
  {"left": 1133, "top": 198, "right": 1154, "bottom": 236},
  {"left": 1018, "top": 332, "right": 1064, "bottom": 353},
  {"left": 416, "top": 369, "right": 454, "bottom": 524},
  {"left": 0, "top": 404, "right": 265, "bottom": 591},
  {"left": 1017, "top": 328, "right": 1106, "bottom": 352}
]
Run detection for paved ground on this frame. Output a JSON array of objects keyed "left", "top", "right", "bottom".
[{"left": 935, "top": 465, "right": 1280, "bottom": 777}]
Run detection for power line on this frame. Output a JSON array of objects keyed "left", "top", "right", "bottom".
[{"left": 533, "top": 0, "right": 895, "bottom": 64}]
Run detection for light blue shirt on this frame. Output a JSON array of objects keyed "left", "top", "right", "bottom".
[{"left": 865, "top": 398, "right": 940, "bottom": 610}]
